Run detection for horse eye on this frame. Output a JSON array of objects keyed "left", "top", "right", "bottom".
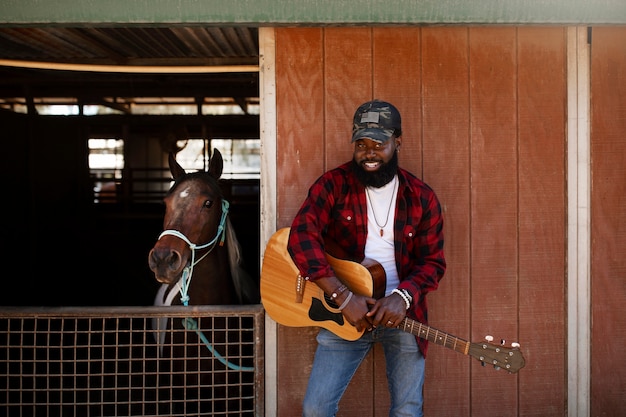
[{"left": 204, "top": 200, "right": 214, "bottom": 209}]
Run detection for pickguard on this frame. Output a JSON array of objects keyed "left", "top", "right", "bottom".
[{"left": 308, "top": 297, "right": 345, "bottom": 326}]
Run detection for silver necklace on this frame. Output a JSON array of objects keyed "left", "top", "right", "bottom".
[{"left": 365, "top": 177, "right": 398, "bottom": 237}]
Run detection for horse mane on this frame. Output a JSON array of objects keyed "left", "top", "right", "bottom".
[{"left": 224, "top": 217, "right": 260, "bottom": 304}]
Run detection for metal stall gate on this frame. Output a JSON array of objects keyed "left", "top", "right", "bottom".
[{"left": 0, "top": 305, "right": 264, "bottom": 416}]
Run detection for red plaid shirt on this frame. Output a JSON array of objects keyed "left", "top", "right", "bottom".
[{"left": 288, "top": 161, "right": 446, "bottom": 356}]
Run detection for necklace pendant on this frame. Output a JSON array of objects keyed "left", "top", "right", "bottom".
[{"left": 380, "top": 228, "right": 384, "bottom": 237}]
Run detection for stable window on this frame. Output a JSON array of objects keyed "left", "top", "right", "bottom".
[
  {"left": 89, "top": 138, "right": 124, "bottom": 203},
  {"left": 176, "top": 138, "right": 260, "bottom": 179},
  {"left": 88, "top": 136, "right": 259, "bottom": 205}
]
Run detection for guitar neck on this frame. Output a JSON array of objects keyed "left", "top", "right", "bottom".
[{"left": 398, "top": 317, "right": 470, "bottom": 356}]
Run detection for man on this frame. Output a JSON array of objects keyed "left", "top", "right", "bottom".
[{"left": 287, "top": 99, "right": 446, "bottom": 417}]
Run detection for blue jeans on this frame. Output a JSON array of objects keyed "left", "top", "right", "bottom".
[{"left": 302, "top": 327, "right": 425, "bottom": 417}]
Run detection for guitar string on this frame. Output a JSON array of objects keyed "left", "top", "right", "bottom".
[{"left": 365, "top": 176, "right": 398, "bottom": 236}]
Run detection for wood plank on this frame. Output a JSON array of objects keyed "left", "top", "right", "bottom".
[
  {"left": 421, "top": 26, "right": 472, "bottom": 416},
  {"left": 590, "top": 26, "right": 626, "bottom": 417},
  {"left": 372, "top": 27, "right": 423, "bottom": 177},
  {"left": 276, "top": 27, "right": 325, "bottom": 226},
  {"left": 275, "top": 27, "right": 325, "bottom": 417},
  {"left": 517, "top": 27, "right": 567, "bottom": 415},
  {"left": 468, "top": 27, "right": 520, "bottom": 415},
  {"left": 324, "top": 27, "right": 373, "bottom": 170}
]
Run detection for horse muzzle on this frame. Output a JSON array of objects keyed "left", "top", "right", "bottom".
[{"left": 148, "top": 245, "right": 190, "bottom": 284}]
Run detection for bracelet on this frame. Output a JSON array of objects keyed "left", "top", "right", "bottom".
[
  {"left": 337, "top": 291, "right": 353, "bottom": 311},
  {"left": 392, "top": 289, "right": 411, "bottom": 310},
  {"left": 400, "top": 288, "right": 413, "bottom": 304},
  {"left": 331, "top": 284, "right": 348, "bottom": 300}
]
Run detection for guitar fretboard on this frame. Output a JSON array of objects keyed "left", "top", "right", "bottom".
[{"left": 398, "top": 318, "right": 470, "bottom": 355}]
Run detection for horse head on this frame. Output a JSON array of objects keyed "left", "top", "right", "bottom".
[
  {"left": 148, "top": 149, "right": 259, "bottom": 307},
  {"left": 148, "top": 149, "right": 231, "bottom": 300}
]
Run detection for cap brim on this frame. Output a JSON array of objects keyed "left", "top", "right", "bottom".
[{"left": 351, "top": 128, "right": 394, "bottom": 143}]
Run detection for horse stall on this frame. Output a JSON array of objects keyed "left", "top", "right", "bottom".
[{"left": 1, "top": 104, "right": 264, "bottom": 415}]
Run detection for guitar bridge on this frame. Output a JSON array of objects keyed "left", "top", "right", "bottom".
[{"left": 295, "top": 274, "right": 306, "bottom": 303}]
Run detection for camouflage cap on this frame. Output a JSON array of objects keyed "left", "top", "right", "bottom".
[{"left": 351, "top": 99, "right": 402, "bottom": 143}]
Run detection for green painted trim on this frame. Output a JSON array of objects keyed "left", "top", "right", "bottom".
[{"left": 1, "top": 0, "right": 625, "bottom": 26}]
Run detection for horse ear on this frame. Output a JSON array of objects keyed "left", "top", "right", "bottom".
[
  {"left": 208, "top": 148, "right": 223, "bottom": 179},
  {"left": 168, "top": 152, "right": 187, "bottom": 180}
]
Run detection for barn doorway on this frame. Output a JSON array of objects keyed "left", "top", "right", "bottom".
[{"left": 0, "top": 27, "right": 261, "bottom": 307}]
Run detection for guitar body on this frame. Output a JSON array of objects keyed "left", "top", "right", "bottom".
[{"left": 261, "top": 227, "right": 385, "bottom": 341}]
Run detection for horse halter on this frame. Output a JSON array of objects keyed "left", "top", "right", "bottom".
[{"left": 157, "top": 199, "right": 230, "bottom": 306}]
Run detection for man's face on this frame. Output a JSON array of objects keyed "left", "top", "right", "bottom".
[{"left": 352, "top": 137, "right": 400, "bottom": 188}]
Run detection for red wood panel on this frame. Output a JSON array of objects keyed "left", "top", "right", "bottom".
[
  {"left": 517, "top": 27, "right": 567, "bottom": 416},
  {"left": 276, "top": 28, "right": 325, "bottom": 226},
  {"left": 590, "top": 26, "right": 626, "bottom": 417},
  {"left": 275, "top": 27, "right": 325, "bottom": 417},
  {"left": 468, "top": 27, "right": 521, "bottom": 415},
  {"left": 421, "top": 26, "right": 472, "bottom": 416},
  {"left": 372, "top": 28, "right": 423, "bottom": 176},
  {"left": 323, "top": 27, "right": 373, "bottom": 169}
]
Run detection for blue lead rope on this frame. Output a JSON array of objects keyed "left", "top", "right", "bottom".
[{"left": 182, "top": 317, "right": 255, "bottom": 372}]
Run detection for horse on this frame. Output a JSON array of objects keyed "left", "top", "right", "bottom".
[{"left": 147, "top": 148, "right": 259, "bottom": 415}]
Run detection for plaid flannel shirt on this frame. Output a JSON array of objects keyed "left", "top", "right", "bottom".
[{"left": 288, "top": 161, "right": 446, "bottom": 357}]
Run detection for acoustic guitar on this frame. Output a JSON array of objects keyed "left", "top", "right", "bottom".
[{"left": 261, "top": 227, "right": 526, "bottom": 373}]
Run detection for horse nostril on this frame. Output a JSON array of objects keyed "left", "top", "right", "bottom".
[{"left": 166, "top": 251, "right": 182, "bottom": 269}]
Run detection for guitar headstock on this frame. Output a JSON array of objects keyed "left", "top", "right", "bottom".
[{"left": 467, "top": 336, "right": 526, "bottom": 373}]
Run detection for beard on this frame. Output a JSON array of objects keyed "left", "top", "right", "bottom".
[{"left": 351, "top": 150, "right": 399, "bottom": 188}]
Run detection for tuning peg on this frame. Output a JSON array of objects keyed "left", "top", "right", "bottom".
[
  {"left": 500, "top": 339, "right": 506, "bottom": 345},
  {"left": 511, "top": 342, "right": 520, "bottom": 348},
  {"left": 485, "top": 335, "right": 494, "bottom": 342},
  {"left": 494, "top": 365, "right": 501, "bottom": 371}
]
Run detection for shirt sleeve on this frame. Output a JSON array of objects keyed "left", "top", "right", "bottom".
[
  {"left": 398, "top": 183, "right": 446, "bottom": 306},
  {"left": 287, "top": 173, "right": 337, "bottom": 281}
]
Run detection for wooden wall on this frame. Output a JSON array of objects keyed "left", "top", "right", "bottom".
[
  {"left": 273, "top": 26, "right": 568, "bottom": 416},
  {"left": 590, "top": 27, "right": 626, "bottom": 416}
]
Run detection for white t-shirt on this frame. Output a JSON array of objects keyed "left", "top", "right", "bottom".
[{"left": 364, "top": 175, "right": 400, "bottom": 296}]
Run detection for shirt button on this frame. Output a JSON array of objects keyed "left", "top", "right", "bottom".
[
  {"left": 346, "top": 216, "right": 352, "bottom": 221},
  {"left": 408, "top": 232, "right": 413, "bottom": 237}
]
